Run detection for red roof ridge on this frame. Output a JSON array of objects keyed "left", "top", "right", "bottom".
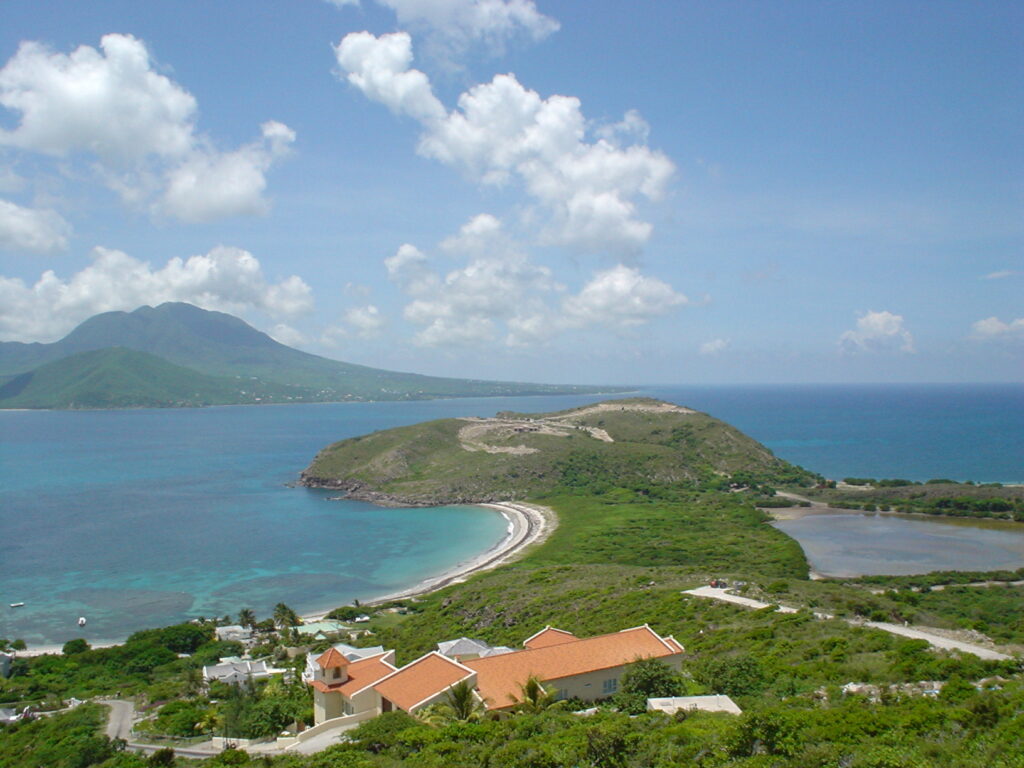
[
  {"left": 372, "top": 651, "right": 477, "bottom": 712},
  {"left": 316, "top": 647, "right": 350, "bottom": 668},
  {"left": 522, "top": 625, "right": 578, "bottom": 649},
  {"left": 465, "top": 625, "right": 685, "bottom": 709},
  {"left": 345, "top": 653, "right": 398, "bottom": 697},
  {"left": 311, "top": 652, "right": 397, "bottom": 696},
  {"left": 618, "top": 624, "right": 679, "bottom": 654}
]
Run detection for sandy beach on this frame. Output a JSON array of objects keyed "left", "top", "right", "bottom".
[
  {"left": 15, "top": 641, "right": 118, "bottom": 658},
  {"left": 303, "top": 501, "right": 555, "bottom": 619},
  {"left": 11, "top": 503, "right": 554, "bottom": 654}
]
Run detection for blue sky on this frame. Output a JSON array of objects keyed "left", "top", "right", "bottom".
[{"left": 0, "top": 0, "right": 1020, "bottom": 384}]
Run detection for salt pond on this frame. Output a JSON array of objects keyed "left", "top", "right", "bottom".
[{"left": 773, "top": 513, "right": 1024, "bottom": 577}]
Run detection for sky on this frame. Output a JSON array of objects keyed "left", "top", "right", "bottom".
[{"left": 0, "top": 0, "right": 1020, "bottom": 385}]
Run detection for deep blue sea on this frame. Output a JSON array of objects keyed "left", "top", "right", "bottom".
[{"left": 1, "top": 383, "right": 1021, "bottom": 645}]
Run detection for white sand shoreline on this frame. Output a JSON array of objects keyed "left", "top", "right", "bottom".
[
  {"left": 13, "top": 503, "right": 555, "bottom": 656},
  {"left": 303, "top": 501, "right": 555, "bottom": 620}
]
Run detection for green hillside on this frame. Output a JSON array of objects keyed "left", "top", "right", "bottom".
[
  {"left": 0, "top": 347, "right": 307, "bottom": 409},
  {"left": 301, "top": 398, "right": 820, "bottom": 502},
  {"left": 0, "top": 303, "right": 619, "bottom": 407}
]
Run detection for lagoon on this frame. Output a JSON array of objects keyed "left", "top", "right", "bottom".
[{"left": 773, "top": 513, "right": 1024, "bottom": 577}]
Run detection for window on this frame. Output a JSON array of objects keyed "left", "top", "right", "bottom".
[{"left": 602, "top": 678, "right": 618, "bottom": 694}]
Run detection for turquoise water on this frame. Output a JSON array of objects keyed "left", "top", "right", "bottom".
[{"left": 1, "top": 384, "right": 1021, "bottom": 644}]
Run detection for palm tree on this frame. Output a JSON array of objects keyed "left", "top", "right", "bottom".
[
  {"left": 418, "top": 680, "right": 487, "bottom": 725},
  {"left": 195, "top": 709, "right": 221, "bottom": 735},
  {"left": 515, "top": 675, "right": 562, "bottom": 714},
  {"left": 184, "top": 667, "right": 203, "bottom": 697},
  {"left": 273, "top": 602, "right": 299, "bottom": 630},
  {"left": 238, "top": 608, "right": 256, "bottom": 629}
]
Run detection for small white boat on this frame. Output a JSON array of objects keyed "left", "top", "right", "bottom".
[
  {"left": 77, "top": 616, "right": 87, "bottom": 627},
  {"left": 9, "top": 602, "right": 24, "bottom": 608}
]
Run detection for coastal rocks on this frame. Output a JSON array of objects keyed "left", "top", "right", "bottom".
[{"left": 299, "top": 472, "right": 514, "bottom": 507}]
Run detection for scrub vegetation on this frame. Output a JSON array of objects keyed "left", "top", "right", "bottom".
[
  {"left": 797, "top": 481, "right": 1024, "bottom": 521},
  {"left": 3, "top": 402, "right": 1022, "bottom": 767},
  {"left": 301, "top": 399, "right": 821, "bottom": 503}
]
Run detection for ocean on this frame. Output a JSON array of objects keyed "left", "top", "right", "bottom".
[{"left": 1, "top": 383, "right": 1021, "bottom": 645}]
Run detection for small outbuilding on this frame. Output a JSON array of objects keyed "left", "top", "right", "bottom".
[
  {"left": 202, "top": 659, "right": 285, "bottom": 686},
  {"left": 647, "top": 695, "right": 742, "bottom": 715},
  {"left": 215, "top": 625, "right": 253, "bottom": 644},
  {"left": 295, "top": 620, "right": 352, "bottom": 641}
]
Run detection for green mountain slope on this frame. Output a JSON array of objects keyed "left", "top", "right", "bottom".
[
  {"left": 300, "top": 397, "right": 820, "bottom": 503},
  {"left": 0, "top": 302, "right": 618, "bottom": 405},
  {"left": 0, "top": 347, "right": 308, "bottom": 409}
]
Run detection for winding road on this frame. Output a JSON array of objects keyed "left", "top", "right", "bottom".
[{"left": 682, "top": 586, "right": 1013, "bottom": 661}]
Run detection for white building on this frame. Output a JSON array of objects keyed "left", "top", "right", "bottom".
[
  {"left": 202, "top": 659, "right": 285, "bottom": 685},
  {"left": 215, "top": 625, "right": 254, "bottom": 644},
  {"left": 647, "top": 695, "right": 742, "bottom": 715}
]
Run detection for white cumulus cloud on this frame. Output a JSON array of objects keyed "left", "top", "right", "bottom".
[
  {"left": 971, "top": 316, "right": 1024, "bottom": 339},
  {"left": 392, "top": 216, "right": 559, "bottom": 347},
  {"left": 563, "top": 264, "right": 687, "bottom": 328},
  {"left": 0, "top": 245, "right": 312, "bottom": 343},
  {"left": 345, "top": 304, "right": 386, "bottom": 337},
  {"left": 159, "top": 121, "right": 295, "bottom": 222},
  {"left": 321, "top": 304, "right": 387, "bottom": 346},
  {"left": 0, "top": 198, "right": 71, "bottom": 254},
  {"left": 335, "top": 32, "right": 446, "bottom": 123},
  {"left": 386, "top": 215, "right": 687, "bottom": 348},
  {"left": 839, "top": 310, "right": 915, "bottom": 354},
  {"left": 387, "top": 214, "right": 558, "bottom": 347},
  {"left": 0, "top": 34, "right": 293, "bottom": 222},
  {"left": 269, "top": 323, "right": 309, "bottom": 348},
  {"left": 370, "top": 0, "right": 558, "bottom": 64},
  {"left": 335, "top": 32, "right": 674, "bottom": 254},
  {"left": 0, "top": 35, "right": 196, "bottom": 163},
  {"left": 699, "top": 338, "right": 729, "bottom": 356}
]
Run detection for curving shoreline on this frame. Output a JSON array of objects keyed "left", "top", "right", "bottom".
[
  {"left": 303, "top": 501, "right": 555, "bottom": 619},
  {"left": 16, "top": 503, "right": 555, "bottom": 656}
]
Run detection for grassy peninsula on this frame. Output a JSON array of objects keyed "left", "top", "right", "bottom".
[
  {"left": 4, "top": 399, "right": 1023, "bottom": 768},
  {"left": 300, "top": 398, "right": 819, "bottom": 504}
]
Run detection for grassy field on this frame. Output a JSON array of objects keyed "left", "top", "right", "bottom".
[{"left": 302, "top": 399, "right": 820, "bottom": 503}]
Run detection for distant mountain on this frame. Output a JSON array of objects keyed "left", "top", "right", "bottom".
[
  {"left": 0, "top": 303, "right": 618, "bottom": 408},
  {"left": 0, "top": 347, "right": 308, "bottom": 409}
]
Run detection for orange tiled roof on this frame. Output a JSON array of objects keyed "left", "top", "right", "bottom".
[
  {"left": 316, "top": 647, "right": 351, "bottom": 669},
  {"left": 373, "top": 652, "right": 474, "bottom": 712},
  {"left": 522, "top": 626, "right": 578, "bottom": 650},
  {"left": 664, "top": 636, "right": 685, "bottom": 654},
  {"left": 466, "top": 626, "right": 683, "bottom": 710},
  {"left": 310, "top": 652, "right": 395, "bottom": 696}
]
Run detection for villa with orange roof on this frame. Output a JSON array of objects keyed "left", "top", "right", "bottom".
[{"left": 306, "top": 624, "right": 684, "bottom": 726}]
